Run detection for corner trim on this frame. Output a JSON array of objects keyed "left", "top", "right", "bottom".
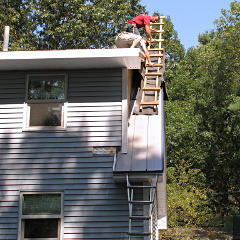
[{"left": 121, "top": 68, "right": 128, "bottom": 153}]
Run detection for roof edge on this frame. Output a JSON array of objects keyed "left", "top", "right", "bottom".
[{"left": 0, "top": 48, "right": 142, "bottom": 70}]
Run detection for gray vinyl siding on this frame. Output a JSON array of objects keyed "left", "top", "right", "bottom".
[
  {"left": 0, "top": 69, "right": 130, "bottom": 240},
  {"left": 0, "top": 72, "right": 25, "bottom": 104},
  {"left": 0, "top": 72, "right": 25, "bottom": 135}
]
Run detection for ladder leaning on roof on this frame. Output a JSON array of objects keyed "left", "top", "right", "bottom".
[{"left": 140, "top": 16, "right": 165, "bottom": 112}]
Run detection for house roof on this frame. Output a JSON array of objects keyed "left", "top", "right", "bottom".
[{"left": 0, "top": 48, "right": 142, "bottom": 71}]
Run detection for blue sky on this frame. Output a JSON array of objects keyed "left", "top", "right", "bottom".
[{"left": 140, "top": 0, "right": 232, "bottom": 50}]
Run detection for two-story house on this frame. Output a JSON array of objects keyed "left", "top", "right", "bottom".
[{"left": 0, "top": 48, "right": 167, "bottom": 240}]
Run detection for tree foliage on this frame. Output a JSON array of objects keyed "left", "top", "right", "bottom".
[
  {"left": 0, "top": 0, "right": 37, "bottom": 50},
  {"left": 165, "top": 0, "right": 240, "bottom": 227},
  {"left": 0, "top": 0, "right": 146, "bottom": 50},
  {"left": 168, "top": 161, "right": 212, "bottom": 227},
  {"left": 34, "top": 0, "right": 146, "bottom": 49},
  {"left": 163, "top": 16, "right": 185, "bottom": 83}
]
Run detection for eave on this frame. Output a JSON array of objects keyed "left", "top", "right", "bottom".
[{"left": 0, "top": 48, "right": 142, "bottom": 71}]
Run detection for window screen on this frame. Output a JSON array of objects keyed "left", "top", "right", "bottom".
[
  {"left": 24, "top": 219, "right": 59, "bottom": 238},
  {"left": 22, "top": 194, "right": 61, "bottom": 215}
]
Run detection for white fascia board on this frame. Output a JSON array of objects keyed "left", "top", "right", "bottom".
[{"left": 0, "top": 48, "right": 142, "bottom": 71}]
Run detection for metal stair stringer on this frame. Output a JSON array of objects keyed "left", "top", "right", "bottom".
[{"left": 126, "top": 174, "right": 158, "bottom": 240}]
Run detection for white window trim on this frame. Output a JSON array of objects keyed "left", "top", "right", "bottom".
[
  {"left": 22, "top": 102, "right": 68, "bottom": 131},
  {"left": 23, "top": 73, "right": 68, "bottom": 131},
  {"left": 18, "top": 192, "right": 64, "bottom": 240}
]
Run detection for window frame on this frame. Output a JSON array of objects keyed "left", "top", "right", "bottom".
[
  {"left": 18, "top": 192, "right": 64, "bottom": 240},
  {"left": 24, "top": 73, "right": 68, "bottom": 130}
]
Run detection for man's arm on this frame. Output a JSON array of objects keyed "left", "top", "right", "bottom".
[{"left": 145, "top": 25, "right": 154, "bottom": 42}]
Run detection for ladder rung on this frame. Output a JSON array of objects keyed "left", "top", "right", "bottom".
[
  {"left": 149, "top": 54, "right": 164, "bottom": 57},
  {"left": 128, "top": 185, "right": 157, "bottom": 188},
  {"left": 128, "top": 232, "right": 151, "bottom": 236},
  {"left": 143, "top": 87, "right": 161, "bottom": 91},
  {"left": 145, "top": 72, "right": 163, "bottom": 76},
  {"left": 140, "top": 101, "right": 159, "bottom": 105},
  {"left": 150, "top": 22, "right": 164, "bottom": 26},
  {"left": 148, "top": 48, "right": 164, "bottom": 51},
  {"left": 152, "top": 39, "right": 164, "bottom": 42},
  {"left": 130, "top": 216, "right": 151, "bottom": 220},
  {"left": 151, "top": 30, "right": 164, "bottom": 33},
  {"left": 129, "top": 200, "right": 153, "bottom": 204},
  {"left": 146, "top": 63, "right": 163, "bottom": 67}
]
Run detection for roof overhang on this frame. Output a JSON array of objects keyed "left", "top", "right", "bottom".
[{"left": 0, "top": 48, "right": 142, "bottom": 71}]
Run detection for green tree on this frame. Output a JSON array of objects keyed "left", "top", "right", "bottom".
[
  {"left": 0, "top": 0, "right": 146, "bottom": 50},
  {"left": 0, "top": 0, "right": 37, "bottom": 50},
  {"left": 187, "top": 1, "right": 240, "bottom": 222},
  {"left": 215, "top": 0, "right": 240, "bottom": 112},
  {"left": 168, "top": 161, "right": 212, "bottom": 227},
  {"left": 163, "top": 16, "right": 185, "bottom": 83},
  {"left": 165, "top": 0, "right": 240, "bottom": 227},
  {"left": 193, "top": 1, "right": 240, "bottom": 221},
  {"left": 198, "top": 30, "right": 216, "bottom": 45},
  {"left": 33, "top": 0, "right": 146, "bottom": 49}
]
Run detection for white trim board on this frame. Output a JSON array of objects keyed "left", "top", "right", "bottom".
[
  {"left": 0, "top": 48, "right": 142, "bottom": 70},
  {"left": 121, "top": 68, "right": 128, "bottom": 153}
]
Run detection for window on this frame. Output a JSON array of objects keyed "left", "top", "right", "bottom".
[
  {"left": 19, "top": 192, "right": 63, "bottom": 240},
  {"left": 25, "top": 74, "right": 67, "bottom": 128}
]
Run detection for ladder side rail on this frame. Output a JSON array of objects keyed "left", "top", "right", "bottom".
[
  {"left": 126, "top": 174, "right": 132, "bottom": 240},
  {"left": 140, "top": 75, "right": 148, "bottom": 112},
  {"left": 154, "top": 22, "right": 162, "bottom": 111},
  {"left": 149, "top": 176, "right": 158, "bottom": 217}
]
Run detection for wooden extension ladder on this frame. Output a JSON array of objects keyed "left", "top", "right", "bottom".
[{"left": 140, "top": 16, "right": 165, "bottom": 112}]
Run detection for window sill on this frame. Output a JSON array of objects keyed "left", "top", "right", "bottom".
[{"left": 22, "top": 126, "right": 66, "bottom": 132}]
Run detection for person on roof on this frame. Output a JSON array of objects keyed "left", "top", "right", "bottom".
[
  {"left": 115, "top": 32, "right": 153, "bottom": 66},
  {"left": 115, "top": 13, "right": 160, "bottom": 66},
  {"left": 127, "top": 13, "right": 160, "bottom": 43}
]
